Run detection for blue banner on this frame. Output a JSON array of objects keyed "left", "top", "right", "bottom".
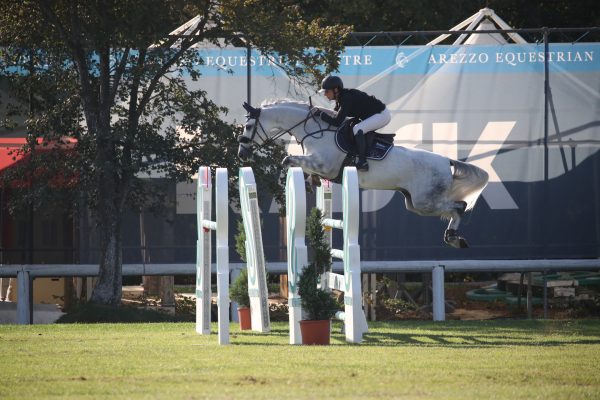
[{"left": 194, "top": 43, "right": 600, "bottom": 77}]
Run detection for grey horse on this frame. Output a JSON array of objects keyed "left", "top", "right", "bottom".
[{"left": 238, "top": 99, "right": 489, "bottom": 248}]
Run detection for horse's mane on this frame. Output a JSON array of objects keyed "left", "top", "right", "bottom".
[{"left": 259, "top": 98, "right": 309, "bottom": 109}]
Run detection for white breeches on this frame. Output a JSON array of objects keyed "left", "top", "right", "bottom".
[{"left": 352, "top": 107, "right": 391, "bottom": 135}]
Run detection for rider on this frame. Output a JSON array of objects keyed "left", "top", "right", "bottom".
[{"left": 317, "top": 75, "right": 391, "bottom": 171}]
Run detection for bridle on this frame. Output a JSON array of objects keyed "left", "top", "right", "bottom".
[{"left": 237, "top": 106, "right": 334, "bottom": 152}]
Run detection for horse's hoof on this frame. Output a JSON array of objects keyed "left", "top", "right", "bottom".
[
  {"left": 444, "top": 229, "right": 469, "bottom": 249},
  {"left": 444, "top": 229, "right": 456, "bottom": 242},
  {"left": 445, "top": 238, "right": 459, "bottom": 248},
  {"left": 310, "top": 174, "right": 322, "bottom": 187},
  {"left": 445, "top": 236, "right": 469, "bottom": 249}
]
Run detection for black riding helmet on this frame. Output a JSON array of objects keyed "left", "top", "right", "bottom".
[{"left": 321, "top": 75, "right": 343, "bottom": 90}]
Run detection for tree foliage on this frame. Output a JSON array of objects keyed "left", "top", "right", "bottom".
[
  {"left": 1, "top": 0, "right": 594, "bottom": 307},
  {"left": 299, "top": 0, "right": 599, "bottom": 33},
  {"left": 0, "top": 0, "right": 350, "bottom": 304}
]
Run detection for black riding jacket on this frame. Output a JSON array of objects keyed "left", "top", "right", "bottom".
[{"left": 320, "top": 88, "right": 386, "bottom": 127}]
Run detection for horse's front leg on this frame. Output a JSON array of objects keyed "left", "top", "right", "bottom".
[
  {"left": 282, "top": 155, "right": 322, "bottom": 175},
  {"left": 282, "top": 155, "right": 325, "bottom": 192}
]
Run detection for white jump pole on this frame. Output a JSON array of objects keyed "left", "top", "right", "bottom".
[
  {"left": 317, "top": 167, "right": 368, "bottom": 343},
  {"left": 239, "top": 167, "right": 271, "bottom": 333},
  {"left": 196, "top": 166, "right": 229, "bottom": 345},
  {"left": 285, "top": 167, "right": 308, "bottom": 344}
]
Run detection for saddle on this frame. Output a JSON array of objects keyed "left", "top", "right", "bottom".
[{"left": 334, "top": 119, "right": 395, "bottom": 160}]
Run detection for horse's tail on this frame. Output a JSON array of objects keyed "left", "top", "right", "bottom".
[{"left": 448, "top": 160, "right": 489, "bottom": 211}]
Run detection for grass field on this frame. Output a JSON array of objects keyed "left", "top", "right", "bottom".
[{"left": 1, "top": 320, "right": 599, "bottom": 399}]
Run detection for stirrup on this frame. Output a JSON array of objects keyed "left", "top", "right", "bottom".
[{"left": 355, "top": 159, "right": 369, "bottom": 171}]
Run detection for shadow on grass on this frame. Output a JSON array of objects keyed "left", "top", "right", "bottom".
[
  {"left": 372, "top": 319, "right": 600, "bottom": 331},
  {"left": 230, "top": 320, "right": 600, "bottom": 347},
  {"left": 361, "top": 331, "right": 600, "bottom": 348},
  {"left": 57, "top": 303, "right": 187, "bottom": 323}
]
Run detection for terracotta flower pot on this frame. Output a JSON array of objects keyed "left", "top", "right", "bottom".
[
  {"left": 299, "top": 319, "right": 331, "bottom": 345},
  {"left": 237, "top": 307, "right": 251, "bottom": 330}
]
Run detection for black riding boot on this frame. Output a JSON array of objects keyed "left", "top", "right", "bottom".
[{"left": 355, "top": 130, "right": 369, "bottom": 171}]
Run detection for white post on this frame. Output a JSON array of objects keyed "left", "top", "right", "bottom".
[
  {"left": 341, "top": 167, "right": 367, "bottom": 343},
  {"left": 196, "top": 167, "right": 212, "bottom": 335},
  {"left": 432, "top": 265, "right": 445, "bottom": 321},
  {"left": 196, "top": 167, "right": 230, "bottom": 345},
  {"left": 215, "top": 169, "right": 230, "bottom": 344},
  {"left": 285, "top": 167, "right": 307, "bottom": 344},
  {"left": 17, "top": 270, "right": 31, "bottom": 325},
  {"left": 316, "top": 180, "right": 333, "bottom": 249},
  {"left": 239, "top": 167, "right": 270, "bottom": 333}
]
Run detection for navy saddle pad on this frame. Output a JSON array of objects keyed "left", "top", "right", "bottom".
[{"left": 334, "top": 128, "right": 395, "bottom": 160}]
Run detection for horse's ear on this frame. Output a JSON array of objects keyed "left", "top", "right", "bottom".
[
  {"left": 242, "top": 102, "right": 260, "bottom": 118},
  {"left": 242, "top": 102, "right": 253, "bottom": 114}
]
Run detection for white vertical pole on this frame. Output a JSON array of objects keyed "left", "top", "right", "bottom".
[
  {"left": 286, "top": 167, "right": 307, "bottom": 344},
  {"left": 17, "top": 270, "right": 31, "bottom": 325},
  {"left": 196, "top": 167, "right": 230, "bottom": 344},
  {"left": 215, "top": 168, "right": 229, "bottom": 345},
  {"left": 316, "top": 180, "right": 333, "bottom": 249},
  {"left": 196, "top": 167, "right": 212, "bottom": 335},
  {"left": 342, "top": 167, "right": 367, "bottom": 343},
  {"left": 316, "top": 180, "right": 333, "bottom": 293},
  {"left": 239, "top": 167, "right": 270, "bottom": 333},
  {"left": 432, "top": 265, "right": 446, "bottom": 321}
]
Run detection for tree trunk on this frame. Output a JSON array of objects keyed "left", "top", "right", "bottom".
[
  {"left": 90, "top": 211, "right": 123, "bottom": 305},
  {"left": 87, "top": 114, "right": 124, "bottom": 305}
]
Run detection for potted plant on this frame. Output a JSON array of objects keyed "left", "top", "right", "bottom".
[
  {"left": 231, "top": 219, "right": 252, "bottom": 330},
  {"left": 297, "top": 208, "right": 339, "bottom": 345},
  {"left": 230, "top": 268, "right": 251, "bottom": 330}
]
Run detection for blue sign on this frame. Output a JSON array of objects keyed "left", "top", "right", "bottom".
[{"left": 192, "top": 43, "right": 600, "bottom": 77}]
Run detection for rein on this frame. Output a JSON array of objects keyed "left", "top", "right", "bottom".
[{"left": 239, "top": 107, "right": 335, "bottom": 152}]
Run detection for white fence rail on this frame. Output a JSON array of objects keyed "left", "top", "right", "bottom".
[
  {"left": 2, "top": 259, "right": 598, "bottom": 325},
  {"left": 5, "top": 258, "right": 598, "bottom": 278}
]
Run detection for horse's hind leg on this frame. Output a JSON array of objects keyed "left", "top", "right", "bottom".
[
  {"left": 444, "top": 203, "right": 469, "bottom": 249},
  {"left": 405, "top": 189, "right": 469, "bottom": 248},
  {"left": 301, "top": 172, "right": 321, "bottom": 193}
]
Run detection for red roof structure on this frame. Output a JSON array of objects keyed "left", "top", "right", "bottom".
[
  {"left": 0, "top": 138, "right": 28, "bottom": 171},
  {"left": 0, "top": 137, "right": 78, "bottom": 187}
]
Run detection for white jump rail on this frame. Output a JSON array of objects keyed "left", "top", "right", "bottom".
[
  {"left": 285, "top": 167, "right": 308, "bottom": 344},
  {"left": 239, "top": 167, "right": 271, "bottom": 333},
  {"left": 316, "top": 167, "right": 368, "bottom": 343},
  {"left": 196, "top": 166, "right": 229, "bottom": 345}
]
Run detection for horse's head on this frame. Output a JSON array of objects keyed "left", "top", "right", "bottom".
[
  {"left": 238, "top": 100, "right": 316, "bottom": 160},
  {"left": 237, "top": 102, "right": 263, "bottom": 160}
]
